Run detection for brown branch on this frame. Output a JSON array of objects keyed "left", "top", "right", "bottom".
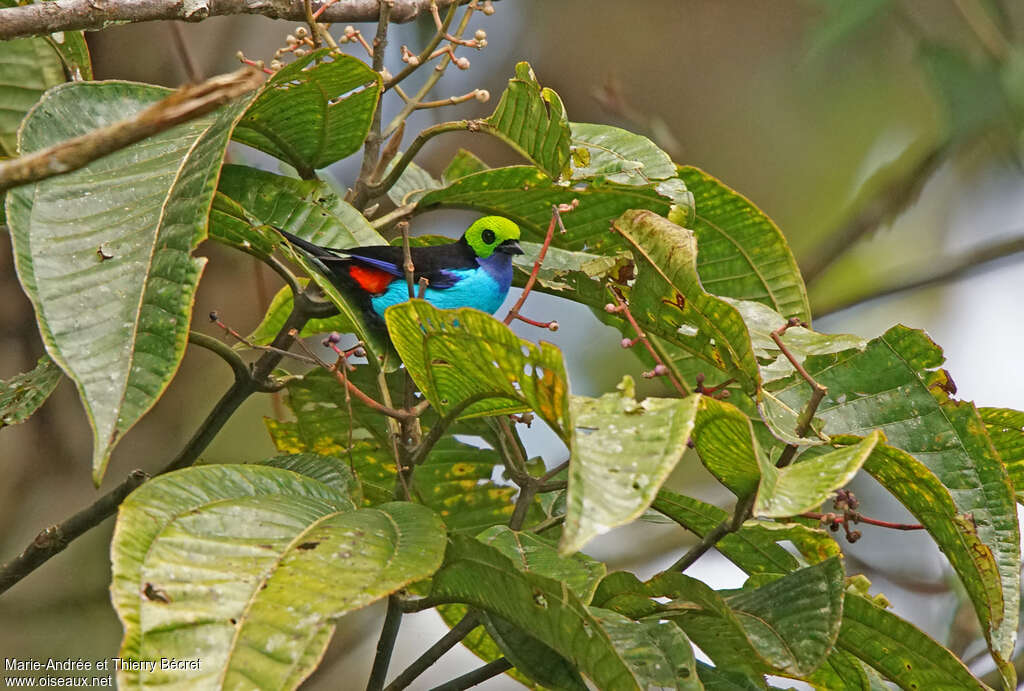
[
  {"left": 0, "top": 67, "right": 263, "bottom": 194},
  {"left": 167, "top": 21, "right": 203, "bottom": 82},
  {"left": 670, "top": 493, "right": 755, "bottom": 572},
  {"left": 0, "top": 470, "right": 148, "bottom": 594},
  {"left": 0, "top": 0, "right": 486, "bottom": 41}
]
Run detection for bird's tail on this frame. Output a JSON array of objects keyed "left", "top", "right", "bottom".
[{"left": 275, "top": 228, "right": 344, "bottom": 259}]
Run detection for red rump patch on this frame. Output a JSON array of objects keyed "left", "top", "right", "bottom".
[{"left": 347, "top": 264, "right": 395, "bottom": 294}]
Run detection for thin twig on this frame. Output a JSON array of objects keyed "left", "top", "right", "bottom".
[
  {"left": 380, "top": 1, "right": 477, "bottom": 138},
  {"left": 607, "top": 287, "right": 689, "bottom": 396},
  {"left": 670, "top": 493, "right": 755, "bottom": 572},
  {"left": 385, "top": 1, "right": 459, "bottom": 90},
  {"left": 384, "top": 613, "right": 480, "bottom": 691},
  {"left": 952, "top": 0, "right": 1010, "bottom": 61},
  {"left": 802, "top": 511, "right": 924, "bottom": 531},
  {"left": 0, "top": 0, "right": 484, "bottom": 40},
  {"left": 429, "top": 659, "right": 513, "bottom": 691},
  {"left": 366, "top": 595, "right": 404, "bottom": 691},
  {"left": 0, "top": 67, "right": 263, "bottom": 193},
  {"left": 368, "top": 119, "right": 476, "bottom": 196},
  {"left": 503, "top": 202, "right": 572, "bottom": 331}
]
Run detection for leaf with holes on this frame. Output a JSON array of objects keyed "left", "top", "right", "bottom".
[
  {"left": 385, "top": 300, "right": 572, "bottom": 443},
  {"left": 429, "top": 535, "right": 701, "bottom": 690},
  {"left": 232, "top": 49, "right": 381, "bottom": 176},
  {"left": 484, "top": 62, "right": 571, "bottom": 179},
  {"left": 7, "top": 81, "right": 256, "bottom": 483},
  {"left": 838, "top": 594, "right": 990, "bottom": 690},
  {"left": 111, "top": 464, "right": 445, "bottom": 690},
  {"left": 560, "top": 377, "right": 700, "bottom": 555},
  {"left": 0, "top": 354, "right": 62, "bottom": 428},
  {"left": 475, "top": 525, "right": 606, "bottom": 690},
  {"left": 614, "top": 209, "right": 761, "bottom": 392},
  {"left": 768, "top": 325, "right": 1019, "bottom": 672}
]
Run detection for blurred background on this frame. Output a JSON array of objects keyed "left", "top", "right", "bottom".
[{"left": 3, "top": 1, "right": 1024, "bottom": 687}]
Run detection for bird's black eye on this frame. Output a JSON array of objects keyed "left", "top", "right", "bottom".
[{"left": 481, "top": 228, "right": 496, "bottom": 244}]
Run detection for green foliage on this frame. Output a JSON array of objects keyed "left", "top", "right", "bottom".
[
  {"left": 7, "top": 80, "right": 255, "bottom": 483},
  {"left": 0, "top": 355, "right": 61, "bottom": 428},
  {"left": 232, "top": 49, "right": 382, "bottom": 176},
  {"left": 2, "top": 31, "right": 1018, "bottom": 691}
]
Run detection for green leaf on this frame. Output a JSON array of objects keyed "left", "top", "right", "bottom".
[
  {"left": 215, "top": 164, "right": 384, "bottom": 249},
  {"left": 560, "top": 377, "right": 700, "bottom": 555},
  {"left": 691, "top": 397, "right": 764, "bottom": 498},
  {"left": 430, "top": 535, "right": 701, "bottom": 690},
  {"left": 858, "top": 439, "right": 1007, "bottom": 679},
  {"left": 755, "top": 431, "right": 881, "bottom": 518},
  {"left": 514, "top": 241, "right": 630, "bottom": 292},
  {"left": 730, "top": 298, "right": 865, "bottom": 384},
  {"left": 979, "top": 407, "right": 1024, "bottom": 503},
  {"left": 770, "top": 325, "right": 1020, "bottom": 666},
  {"left": 0, "top": 35, "right": 65, "bottom": 156},
  {"left": 569, "top": 122, "right": 676, "bottom": 184},
  {"left": 680, "top": 166, "right": 809, "bottom": 322},
  {"left": 264, "top": 367, "right": 522, "bottom": 524},
  {"left": 485, "top": 62, "right": 571, "bottom": 179},
  {"left": 0, "top": 354, "right": 62, "bottom": 428},
  {"left": 385, "top": 300, "right": 572, "bottom": 442},
  {"left": 838, "top": 593, "right": 990, "bottom": 690},
  {"left": 696, "top": 662, "right": 774, "bottom": 690},
  {"left": 250, "top": 452, "right": 362, "bottom": 501},
  {"left": 44, "top": 29, "right": 92, "bottom": 81},
  {"left": 614, "top": 209, "right": 761, "bottom": 392},
  {"left": 232, "top": 49, "right": 381, "bottom": 176},
  {"left": 418, "top": 165, "right": 690, "bottom": 251},
  {"left": 443, "top": 147, "right": 489, "bottom": 183},
  {"left": 7, "top": 81, "right": 256, "bottom": 483},
  {"left": 657, "top": 558, "right": 845, "bottom": 678},
  {"left": 653, "top": 489, "right": 840, "bottom": 576},
  {"left": 244, "top": 280, "right": 354, "bottom": 346},
  {"left": 112, "top": 465, "right": 445, "bottom": 690},
  {"left": 478, "top": 525, "right": 606, "bottom": 603},
  {"left": 475, "top": 525, "right": 604, "bottom": 691}
]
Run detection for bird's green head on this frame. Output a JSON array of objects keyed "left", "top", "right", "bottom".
[{"left": 462, "top": 216, "right": 523, "bottom": 258}]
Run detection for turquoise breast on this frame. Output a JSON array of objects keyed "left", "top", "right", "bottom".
[{"left": 370, "top": 265, "right": 510, "bottom": 318}]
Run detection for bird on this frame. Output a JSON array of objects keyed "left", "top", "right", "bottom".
[{"left": 275, "top": 215, "right": 524, "bottom": 325}]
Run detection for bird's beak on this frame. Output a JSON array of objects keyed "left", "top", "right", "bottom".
[{"left": 496, "top": 239, "right": 524, "bottom": 255}]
